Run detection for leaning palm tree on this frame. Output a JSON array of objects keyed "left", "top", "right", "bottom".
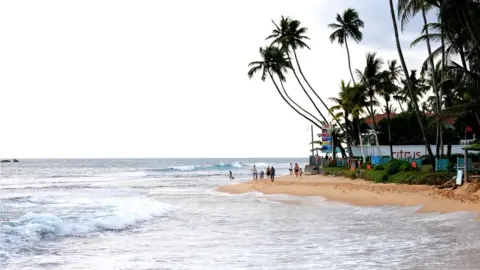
[
  {"left": 388, "top": 0, "right": 435, "bottom": 162},
  {"left": 267, "top": 16, "right": 336, "bottom": 127},
  {"left": 248, "top": 46, "right": 323, "bottom": 128},
  {"left": 328, "top": 8, "right": 365, "bottom": 84}
]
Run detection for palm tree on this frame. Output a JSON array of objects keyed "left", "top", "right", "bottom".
[
  {"left": 350, "top": 83, "right": 369, "bottom": 163},
  {"left": 377, "top": 60, "right": 403, "bottom": 158},
  {"left": 329, "top": 80, "right": 354, "bottom": 157},
  {"left": 388, "top": 0, "right": 436, "bottom": 162},
  {"left": 356, "top": 52, "right": 383, "bottom": 156},
  {"left": 268, "top": 16, "right": 341, "bottom": 128},
  {"left": 398, "top": 0, "right": 443, "bottom": 158},
  {"left": 328, "top": 8, "right": 365, "bottom": 84},
  {"left": 248, "top": 46, "right": 323, "bottom": 128}
]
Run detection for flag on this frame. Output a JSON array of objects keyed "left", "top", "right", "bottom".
[{"left": 466, "top": 126, "right": 473, "bottom": 133}]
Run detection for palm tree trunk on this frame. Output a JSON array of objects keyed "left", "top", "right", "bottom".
[
  {"left": 291, "top": 49, "right": 345, "bottom": 132},
  {"left": 344, "top": 110, "right": 354, "bottom": 157},
  {"left": 369, "top": 96, "right": 382, "bottom": 156},
  {"left": 344, "top": 37, "right": 356, "bottom": 85},
  {"left": 389, "top": 0, "right": 435, "bottom": 162},
  {"left": 386, "top": 102, "right": 393, "bottom": 159},
  {"left": 279, "top": 80, "right": 323, "bottom": 124},
  {"left": 286, "top": 52, "right": 328, "bottom": 124},
  {"left": 357, "top": 117, "right": 366, "bottom": 163},
  {"left": 422, "top": 6, "right": 441, "bottom": 159},
  {"left": 268, "top": 71, "right": 322, "bottom": 129}
]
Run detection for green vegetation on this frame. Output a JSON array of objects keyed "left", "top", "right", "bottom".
[
  {"left": 322, "top": 159, "right": 454, "bottom": 185},
  {"left": 248, "top": 1, "right": 480, "bottom": 165}
]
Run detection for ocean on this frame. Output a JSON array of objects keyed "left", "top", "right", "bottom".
[{"left": 1, "top": 158, "right": 480, "bottom": 270}]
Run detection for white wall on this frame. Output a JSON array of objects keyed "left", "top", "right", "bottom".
[{"left": 351, "top": 145, "right": 466, "bottom": 158}]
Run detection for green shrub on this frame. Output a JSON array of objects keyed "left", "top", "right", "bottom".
[
  {"left": 361, "top": 170, "right": 388, "bottom": 183},
  {"left": 385, "top": 159, "right": 410, "bottom": 175},
  {"left": 360, "top": 162, "right": 370, "bottom": 170},
  {"left": 373, "top": 165, "right": 384, "bottom": 171},
  {"left": 347, "top": 171, "right": 357, "bottom": 179},
  {"left": 399, "top": 162, "right": 413, "bottom": 172}
]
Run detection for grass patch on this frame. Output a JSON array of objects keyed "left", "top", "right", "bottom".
[{"left": 360, "top": 170, "right": 388, "bottom": 183}]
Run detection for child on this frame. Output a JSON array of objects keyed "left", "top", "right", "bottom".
[
  {"left": 260, "top": 170, "right": 265, "bottom": 179},
  {"left": 299, "top": 168, "right": 303, "bottom": 177}
]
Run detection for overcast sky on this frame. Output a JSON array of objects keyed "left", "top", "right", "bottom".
[{"left": 0, "top": 0, "right": 436, "bottom": 158}]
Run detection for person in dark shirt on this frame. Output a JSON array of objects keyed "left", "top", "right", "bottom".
[
  {"left": 270, "top": 166, "right": 275, "bottom": 182},
  {"left": 229, "top": 171, "right": 235, "bottom": 180}
]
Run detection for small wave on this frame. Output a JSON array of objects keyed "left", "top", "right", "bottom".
[{"left": 147, "top": 162, "right": 248, "bottom": 172}]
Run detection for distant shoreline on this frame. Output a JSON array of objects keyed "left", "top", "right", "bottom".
[{"left": 217, "top": 175, "right": 480, "bottom": 215}]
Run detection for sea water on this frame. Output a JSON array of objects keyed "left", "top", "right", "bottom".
[{"left": 1, "top": 158, "right": 480, "bottom": 270}]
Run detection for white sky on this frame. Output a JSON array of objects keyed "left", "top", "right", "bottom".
[{"left": 0, "top": 0, "right": 431, "bottom": 158}]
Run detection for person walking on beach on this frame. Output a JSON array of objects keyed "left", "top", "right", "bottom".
[
  {"left": 299, "top": 168, "right": 303, "bottom": 177},
  {"left": 260, "top": 170, "right": 265, "bottom": 179},
  {"left": 229, "top": 170, "right": 235, "bottom": 180},
  {"left": 266, "top": 166, "right": 271, "bottom": 178},
  {"left": 270, "top": 166, "right": 275, "bottom": 182},
  {"left": 289, "top": 163, "right": 293, "bottom": 175},
  {"left": 294, "top": 163, "right": 300, "bottom": 177},
  {"left": 251, "top": 165, "right": 258, "bottom": 180}
]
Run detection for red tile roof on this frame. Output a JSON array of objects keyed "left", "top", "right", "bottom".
[{"left": 364, "top": 113, "right": 456, "bottom": 125}]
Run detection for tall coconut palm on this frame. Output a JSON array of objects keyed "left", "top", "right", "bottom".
[
  {"left": 328, "top": 8, "right": 365, "bottom": 84},
  {"left": 268, "top": 16, "right": 341, "bottom": 129},
  {"left": 356, "top": 52, "right": 383, "bottom": 156},
  {"left": 329, "top": 80, "right": 355, "bottom": 157},
  {"left": 248, "top": 46, "right": 323, "bottom": 128},
  {"left": 389, "top": 0, "right": 435, "bottom": 162},
  {"left": 398, "top": 0, "right": 443, "bottom": 157}
]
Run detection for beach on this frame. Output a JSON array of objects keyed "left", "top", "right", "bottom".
[
  {"left": 217, "top": 174, "right": 480, "bottom": 214},
  {"left": 3, "top": 158, "right": 480, "bottom": 269}
]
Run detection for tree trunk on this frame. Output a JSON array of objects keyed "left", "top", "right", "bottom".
[
  {"left": 386, "top": 102, "right": 393, "bottom": 159},
  {"left": 344, "top": 110, "right": 354, "bottom": 157},
  {"left": 268, "top": 71, "right": 322, "bottom": 129},
  {"left": 279, "top": 80, "right": 323, "bottom": 124},
  {"left": 369, "top": 95, "right": 382, "bottom": 156},
  {"left": 344, "top": 37, "right": 356, "bottom": 85},
  {"left": 447, "top": 140, "right": 452, "bottom": 161},
  {"left": 389, "top": 0, "right": 435, "bottom": 163},
  {"left": 357, "top": 117, "right": 366, "bottom": 163},
  {"left": 286, "top": 53, "right": 328, "bottom": 124},
  {"left": 291, "top": 49, "right": 345, "bottom": 132},
  {"left": 422, "top": 6, "right": 441, "bottom": 159}
]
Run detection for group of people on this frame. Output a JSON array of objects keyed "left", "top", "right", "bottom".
[
  {"left": 288, "top": 162, "right": 303, "bottom": 177},
  {"left": 229, "top": 162, "right": 304, "bottom": 182},
  {"left": 250, "top": 165, "right": 276, "bottom": 182}
]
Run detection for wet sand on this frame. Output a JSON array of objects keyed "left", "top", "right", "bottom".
[{"left": 217, "top": 175, "right": 480, "bottom": 214}]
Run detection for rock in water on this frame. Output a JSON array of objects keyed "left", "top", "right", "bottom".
[
  {"left": 13, "top": 159, "right": 19, "bottom": 163},
  {"left": 0, "top": 160, "right": 11, "bottom": 163}
]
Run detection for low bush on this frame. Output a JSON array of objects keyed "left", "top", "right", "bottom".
[
  {"left": 361, "top": 170, "right": 388, "bottom": 183},
  {"left": 323, "top": 167, "right": 350, "bottom": 176},
  {"left": 384, "top": 159, "right": 413, "bottom": 175},
  {"left": 373, "top": 165, "right": 384, "bottom": 171},
  {"left": 399, "top": 162, "right": 413, "bottom": 172},
  {"left": 384, "top": 172, "right": 454, "bottom": 185}
]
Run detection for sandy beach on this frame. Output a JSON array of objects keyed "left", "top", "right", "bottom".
[{"left": 217, "top": 174, "right": 480, "bottom": 214}]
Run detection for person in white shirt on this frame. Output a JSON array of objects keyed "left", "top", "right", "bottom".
[
  {"left": 289, "top": 163, "right": 293, "bottom": 175},
  {"left": 251, "top": 165, "right": 258, "bottom": 180}
]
